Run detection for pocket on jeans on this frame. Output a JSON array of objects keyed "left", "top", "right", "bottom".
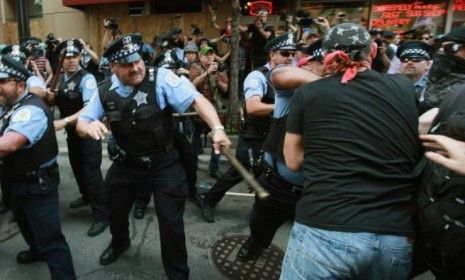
[
  {"left": 386, "top": 255, "right": 412, "bottom": 280},
  {"left": 294, "top": 228, "right": 357, "bottom": 279}
]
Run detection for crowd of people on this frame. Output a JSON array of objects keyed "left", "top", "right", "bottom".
[{"left": 0, "top": 6, "right": 465, "bottom": 280}]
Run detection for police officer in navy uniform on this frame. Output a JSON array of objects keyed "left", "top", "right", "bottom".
[
  {"left": 46, "top": 39, "right": 108, "bottom": 237},
  {"left": 76, "top": 33, "right": 231, "bottom": 279},
  {"left": 236, "top": 37, "right": 323, "bottom": 262},
  {"left": 0, "top": 54, "right": 76, "bottom": 279},
  {"left": 200, "top": 33, "right": 297, "bottom": 223},
  {"left": 0, "top": 44, "right": 47, "bottom": 214}
]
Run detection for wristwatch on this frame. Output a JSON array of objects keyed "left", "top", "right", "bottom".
[{"left": 212, "top": 125, "right": 225, "bottom": 134}]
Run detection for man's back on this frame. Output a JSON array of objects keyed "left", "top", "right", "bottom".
[{"left": 287, "top": 70, "right": 421, "bottom": 236}]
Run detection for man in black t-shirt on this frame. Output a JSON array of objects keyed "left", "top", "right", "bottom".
[
  {"left": 280, "top": 23, "right": 422, "bottom": 279},
  {"left": 240, "top": 10, "right": 275, "bottom": 69}
]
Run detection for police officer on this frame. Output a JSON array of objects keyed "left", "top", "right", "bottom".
[
  {"left": 76, "top": 33, "right": 231, "bottom": 279},
  {"left": 0, "top": 54, "right": 75, "bottom": 279},
  {"left": 200, "top": 33, "right": 297, "bottom": 223},
  {"left": 46, "top": 39, "right": 108, "bottom": 237},
  {"left": 0, "top": 44, "right": 47, "bottom": 215},
  {"left": 236, "top": 38, "right": 322, "bottom": 262},
  {"left": 397, "top": 40, "right": 433, "bottom": 103}
]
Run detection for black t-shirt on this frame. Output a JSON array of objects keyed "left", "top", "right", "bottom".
[
  {"left": 287, "top": 70, "right": 422, "bottom": 236},
  {"left": 247, "top": 22, "right": 275, "bottom": 54}
]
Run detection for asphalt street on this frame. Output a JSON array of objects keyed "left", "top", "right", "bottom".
[{"left": 0, "top": 132, "right": 434, "bottom": 280}]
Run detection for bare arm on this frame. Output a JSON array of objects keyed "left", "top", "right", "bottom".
[
  {"left": 44, "top": 60, "right": 54, "bottom": 86},
  {"left": 245, "top": 95, "right": 274, "bottom": 117},
  {"left": 53, "top": 108, "right": 85, "bottom": 131},
  {"left": 270, "top": 66, "right": 321, "bottom": 90},
  {"left": 192, "top": 94, "right": 232, "bottom": 152},
  {"left": 283, "top": 132, "right": 304, "bottom": 171},
  {"left": 28, "top": 86, "right": 46, "bottom": 98},
  {"left": 419, "top": 108, "right": 439, "bottom": 135},
  {"left": 0, "top": 132, "right": 28, "bottom": 158}
]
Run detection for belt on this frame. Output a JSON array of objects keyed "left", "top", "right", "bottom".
[
  {"left": 261, "top": 163, "right": 303, "bottom": 194},
  {"left": 121, "top": 145, "right": 174, "bottom": 169},
  {"left": 6, "top": 163, "right": 59, "bottom": 183}
]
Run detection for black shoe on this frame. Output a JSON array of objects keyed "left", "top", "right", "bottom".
[
  {"left": 236, "top": 240, "right": 263, "bottom": 262},
  {"left": 70, "top": 197, "right": 89, "bottom": 209},
  {"left": 133, "top": 206, "right": 145, "bottom": 220},
  {"left": 87, "top": 220, "right": 108, "bottom": 237},
  {"left": 99, "top": 241, "right": 130, "bottom": 266},
  {"left": 0, "top": 202, "right": 9, "bottom": 214},
  {"left": 16, "top": 250, "right": 44, "bottom": 264},
  {"left": 200, "top": 199, "right": 215, "bottom": 223}
]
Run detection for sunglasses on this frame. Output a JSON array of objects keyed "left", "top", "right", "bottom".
[
  {"left": 443, "top": 43, "right": 463, "bottom": 54},
  {"left": 400, "top": 57, "right": 426, "bottom": 63},
  {"left": 278, "top": 51, "right": 295, "bottom": 57}
]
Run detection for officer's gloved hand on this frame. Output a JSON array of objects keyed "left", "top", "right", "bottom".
[{"left": 107, "top": 135, "right": 126, "bottom": 162}]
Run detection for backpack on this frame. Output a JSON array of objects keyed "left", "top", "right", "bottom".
[{"left": 416, "top": 110, "right": 465, "bottom": 260}]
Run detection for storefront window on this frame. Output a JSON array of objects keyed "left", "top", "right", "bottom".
[
  {"left": 453, "top": 0, "right": 465, "bottom": 28},
  {"left": 29, "top": 0, "right": 43, "bottom": 19},
  {"left": 370, "top": 0, "right": 446, "bottom": 34},
  {"left": 300, "top": 1, "right": 371, "bottom": 28}
]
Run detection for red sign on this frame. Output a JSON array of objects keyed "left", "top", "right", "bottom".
[
  {"left": 371, "top": 2, "right": 446, "bottom": 28},
  {"left": 455, "top": 0, "right": 465, "bottom": 11}
]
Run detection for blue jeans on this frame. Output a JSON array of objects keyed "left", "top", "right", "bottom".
[{"left": 280, "top": 223, "right": 412, "bottom": 280}]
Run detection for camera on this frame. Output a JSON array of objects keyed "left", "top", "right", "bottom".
[
  {"left": 217, "top": 62, "right": 228, "bottom": 72},
  {"left": 190, "top": 24, "right": 202, "bottom": 36},
  {"left": 104, "top": 17, "right": 119, "bottom": 30},
  {"left": 295, "top": 9, "right": 310, "bottom": 19}
]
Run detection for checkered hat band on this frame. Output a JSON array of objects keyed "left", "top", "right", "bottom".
[
  {"left": 109, "top": 44, "right": 141, "bottom": 62},
  {"left": 400, "top": 48, "right": 430, "bottom": 59},
  {"left": 0, "top": 65, "right": 27, "bottom": 80},
  {"left": 311, "top": 49, "right": 324, "bottom": 60}
]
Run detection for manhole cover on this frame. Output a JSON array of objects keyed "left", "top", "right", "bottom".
[{"left": 210, "top": 235, "right": 284, "bottom": 280}]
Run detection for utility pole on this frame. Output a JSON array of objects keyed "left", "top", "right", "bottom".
[
  {"left": 15, "top": 0, "right": 30, "bottom": 43},
  {"left": 227, "top": 0, "right": 241, "bottom": 130}
]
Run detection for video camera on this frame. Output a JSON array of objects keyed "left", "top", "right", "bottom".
[
  {"left": 295, "top": 9, "right": 313, "bottom": 27},
  {"left": 104, "top": 17, "right": 119, "bottom": 31}
]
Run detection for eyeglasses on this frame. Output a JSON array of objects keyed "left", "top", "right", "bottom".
[
  {"left": 278, "top": 51, "right": 295, "bottom": 57},
  {"left": 400, "top": 57, "right": 426, "bottom": 63}
]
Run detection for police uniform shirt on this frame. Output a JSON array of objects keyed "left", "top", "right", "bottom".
[
  {"left": 80, "top": 67, "right": 200, "bottom": 121},
  {"left": 26, "top": 75, "right": 46, "bottom": 92},
  {"left": 64, "top": 68, "right": 98, "bottom": 105},
  {"left": 263, "top": 65, "right": 304, "bottom": 186},
  {"left": 3, "top": 93, "right": 48, "bottom": 149},
  {"left": 243, "top": 63, "right": 270, "bottom": 100}
]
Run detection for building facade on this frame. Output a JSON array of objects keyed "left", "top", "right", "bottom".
[{"left": 0, "top": 0, "right": 464, "bottom": 52}]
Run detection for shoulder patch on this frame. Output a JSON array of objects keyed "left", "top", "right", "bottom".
[
  {"left": 12, "top": 108, "right": 32, "bottom": 123},
  {"left": 85, "top": 78, "right": 97, "bottom": 90},
  {"left": 165, "top": 71, "right": 182, "bottom": 88}
]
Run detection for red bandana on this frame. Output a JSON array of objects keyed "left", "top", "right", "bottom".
[{"left": 323, "top": 50, "right": 371, "bottom": 84}]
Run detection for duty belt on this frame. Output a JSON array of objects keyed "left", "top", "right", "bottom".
[
  {"left": 5, "top": 163, "right": 59, "bottom": 183},
  {"left": 260, "top": 163, "right": 303, "bottom": 194},
  {"left": 120, "top": 144, "right": 173, "bottom": 169}
]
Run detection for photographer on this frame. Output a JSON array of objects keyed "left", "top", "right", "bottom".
[
  {"left": 26, "top": 40, "right": 53, "bottom": 86},
  {"left": 239, "top": 9, "right": 275, "bottom": 69},
  {"left": 189, "top": 46, "right": 229, "bottom": 178}
]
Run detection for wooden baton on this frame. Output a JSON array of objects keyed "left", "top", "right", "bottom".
[{"left": 208, "top": 133, "right": 270, "bottom": 199}]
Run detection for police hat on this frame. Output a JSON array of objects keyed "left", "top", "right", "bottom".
[
  {"left": 306, "top": 39, "right": 324, "bottom": 61},
  {"left": 1, "top": 44, "right": 29, "bottom": 64},
  {"left": 441, "top": 26, "right": 465, "bottom": 44},
  {"left": 0, "top": 54, "right": 31, "bottom": 81},
  {"left": 396, "top": 40, "right": 432, "bottom": 60},
  {"left": 103, "top": 33, "right": 142, "bottom": 64},
  {"left": 154, "top": 49, "right": 179, "bottom": 69},
  {"left": 264, "top": 33, "right": 296, "bottom": 53},
  {"left": 56, "top": 39, "right": 82, "bottom": 57}
]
